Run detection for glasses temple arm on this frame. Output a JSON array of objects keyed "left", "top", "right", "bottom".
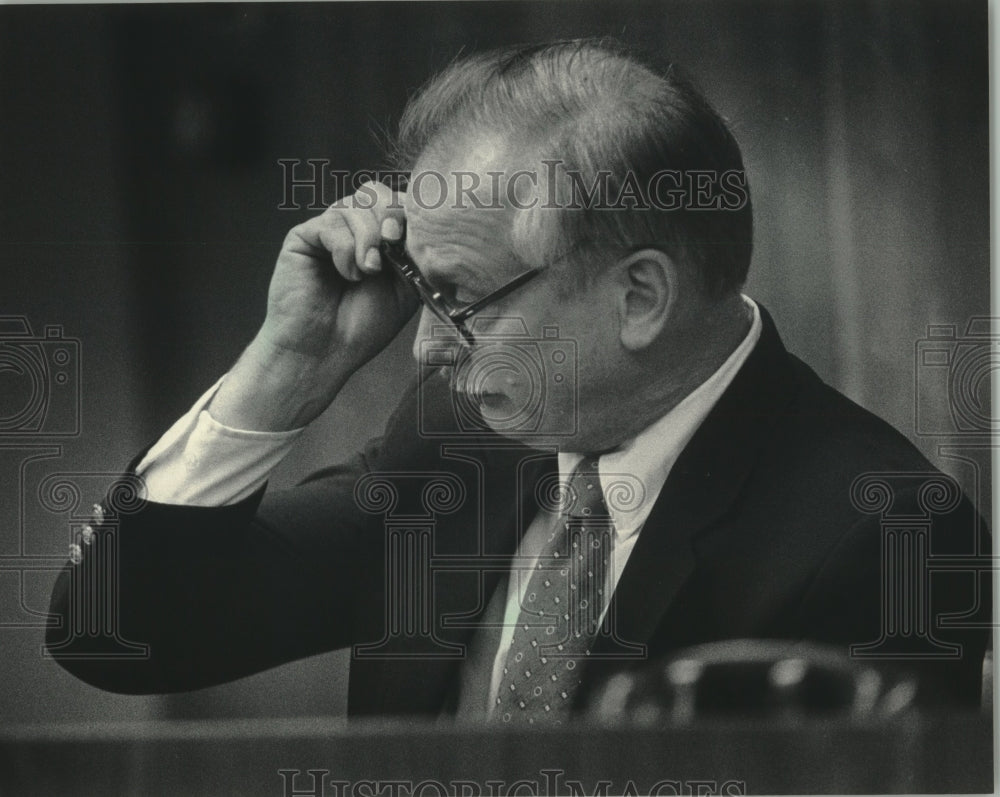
[{"left": 449, "top": 267, "right": 545, "bottom": 322}]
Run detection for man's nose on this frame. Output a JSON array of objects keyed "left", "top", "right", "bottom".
[{"left": 411, "top": 306, "right": 465, "bottom": 363}]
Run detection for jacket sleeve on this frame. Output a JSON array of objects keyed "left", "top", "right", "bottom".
[{"left": 44, "top": 408, "right": 400, "bottom": 695}]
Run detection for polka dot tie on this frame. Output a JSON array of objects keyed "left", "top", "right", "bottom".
[{"left": 495, "top": 457, "right": 614, "bottom": 726}]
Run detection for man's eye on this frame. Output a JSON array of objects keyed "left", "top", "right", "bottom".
[
  {"left": 441, "top": 281, "right": 476, "bottom": 304},
  {"left": 428, "top": 281, "right": 455, "bottom": 301}
]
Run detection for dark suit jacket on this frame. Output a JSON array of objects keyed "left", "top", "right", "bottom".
[{"left": 47, "top": 307, "right": 990, "bottom": 714}]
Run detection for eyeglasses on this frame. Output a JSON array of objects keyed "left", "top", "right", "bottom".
[{"left": 380, "top": 238, "right": 544, "bottom": 346}]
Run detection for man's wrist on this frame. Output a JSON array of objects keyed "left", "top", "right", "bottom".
[{"left": 207, "top": 335, "right": 353, "bottom": 432}]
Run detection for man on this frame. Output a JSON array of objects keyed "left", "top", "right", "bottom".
[{"left": 48, "top": 40, "right": 988, "bottom": 723}]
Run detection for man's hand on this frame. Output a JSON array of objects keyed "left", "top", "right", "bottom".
[
  {"left": 208, "top": 181, "right": 420, "bottom": 431},
  {"left": 262, "top": 180, "right": 415, "bottom": 366}
]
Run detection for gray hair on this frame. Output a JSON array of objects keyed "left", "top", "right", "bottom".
[{"left": 391, "top": 39, "right": 753, "bottom": 299}]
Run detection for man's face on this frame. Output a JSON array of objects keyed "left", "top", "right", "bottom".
[{"left": 403, "top": 141, "right": 624, "bottom": 450}]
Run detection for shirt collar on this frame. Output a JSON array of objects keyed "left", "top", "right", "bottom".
[{"left": 557, "top": 295, "right": 763, "bottom": 540}]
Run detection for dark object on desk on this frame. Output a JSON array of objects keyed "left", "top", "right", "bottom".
[{"left": 590, "top": 640, "right": 918, "bottom": 725}]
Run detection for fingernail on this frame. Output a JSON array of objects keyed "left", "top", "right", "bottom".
[
  {"left": 381, "top": 217, "right": 402, "bottom": 240},
  {"left": 364, "top": 247, "right": 380, "bottom": 271}
]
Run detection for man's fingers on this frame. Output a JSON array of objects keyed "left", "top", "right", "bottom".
[
  {"left": 351, "top": 181, "right": 406, "bottom": 273},
  {"left": 281, "top": 219, "right": 356, "bottom": 282},
  {"left": 317, "top": 219, "right": 362, "bottom": 282},
  {"left": 374, "top": 183, "right": 407, "bottom": 240},
  {"left": 381, "top": 216, "right": 403, "bottom": 242},
  {"left": 286, "top": 181, "right": 407, "bottom": 282}
]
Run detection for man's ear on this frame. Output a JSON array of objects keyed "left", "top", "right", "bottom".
[{"left": 616, "top": 249, "right": 678, "bottom": 351}]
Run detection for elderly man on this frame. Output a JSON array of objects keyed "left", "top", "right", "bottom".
[{"left": 48, "top": 40, "right": 987, "bottom": 723}]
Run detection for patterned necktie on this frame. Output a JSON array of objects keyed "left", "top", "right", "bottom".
[{"left": 494, "top": 456, "right": 614, "bottom": 725}]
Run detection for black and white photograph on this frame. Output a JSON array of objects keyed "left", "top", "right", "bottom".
[{"left": 0, "top": 1, "right": 993, "bottom": 794}]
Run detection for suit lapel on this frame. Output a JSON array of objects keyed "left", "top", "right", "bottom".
[{"left": 591, "top": 305, "right": 800, "bottom": 660}]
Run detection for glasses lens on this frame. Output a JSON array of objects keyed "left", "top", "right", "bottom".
[
  {"left": 417, "top": 284, "right": 457, "bottom": 325},
  {"left": 382, "top": 242, "right": 472, "bottom": 344}
]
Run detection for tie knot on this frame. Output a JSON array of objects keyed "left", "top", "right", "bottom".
[
  {"left": 565, "top": 458, "right": 610, "bottom": 520},
  {"left": 570, "top": 454, "right": 603, "bottom": 480}
]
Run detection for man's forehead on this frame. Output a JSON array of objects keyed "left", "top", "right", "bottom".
[
  {"left": 403, "top": 136, "right": 547, "bottom": 273},
  {"left": 405, "top": 133, "right": 546, "bottom": 210},
  {"left": 403, "top": 176, "right": 514, "bottom": 239},
  {"left": 414, "top": 136, "right": 516, "bottom": 182}
]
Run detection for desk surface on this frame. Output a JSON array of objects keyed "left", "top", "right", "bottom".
[{"left": 0, "top": 714, "right": 992, "bottom": 796}]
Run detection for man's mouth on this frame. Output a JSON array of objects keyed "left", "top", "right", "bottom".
[
  {"left": 449, "top": 371, "right": 506, "bottom": 403},
  {"left": 443, "top": 361, "right": 517, "bottom": 402}
]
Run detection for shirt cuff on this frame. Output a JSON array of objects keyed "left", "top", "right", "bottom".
[{"left": 136, "top": 376, "right": 304, "bottom": 506}]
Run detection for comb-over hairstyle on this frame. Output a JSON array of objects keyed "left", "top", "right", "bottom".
[{"left": 391, "top": 39, "right": 753, "bottom": 299}]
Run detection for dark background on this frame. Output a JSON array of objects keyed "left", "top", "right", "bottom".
[{"left": 0, "top": 1, "right": 989, "bottom": 727}]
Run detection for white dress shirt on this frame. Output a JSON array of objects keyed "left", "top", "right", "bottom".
[
  {"left": 136, "top": 377, "right": 303, "bottom": 505},
  {"left": 136, "top": 296, "right": 762, "bottom": 710}
]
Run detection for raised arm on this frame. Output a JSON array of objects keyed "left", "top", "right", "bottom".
[{"left": 46, "top": 182, "right": 421, "bottom": 692}]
